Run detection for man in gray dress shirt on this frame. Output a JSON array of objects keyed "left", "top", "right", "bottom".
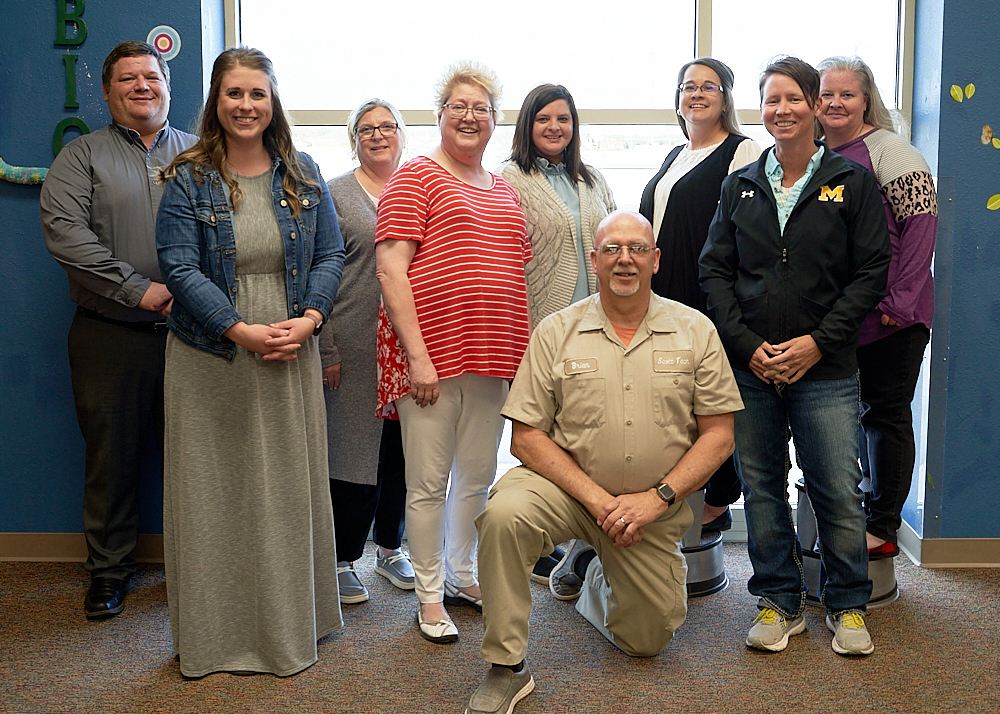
[{"left": 40, "top": 41, "right": 197, "bottom": 619}]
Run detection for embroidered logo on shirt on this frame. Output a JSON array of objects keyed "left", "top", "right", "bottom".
[
  {"left": 653, "top": 351, "right": 694, "bottom": 373},
  {"left": 818, "top": 185, "right": 845, "bottom": 202},
  {"left": 741, "top": 190, "right": 755, "bottom": 198},
  {"left": 564, "top": 358, "right": 598, "bottom": 375}
]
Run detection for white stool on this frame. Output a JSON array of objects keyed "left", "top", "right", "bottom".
[
  {"left": 681, "top": 489, "right": 728, "bottom": 597},
  {"left": 794, "top": 479, "right": 899, "bottom": 608}
]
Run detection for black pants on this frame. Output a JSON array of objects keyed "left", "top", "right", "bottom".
[
  {"left": 704, "top": 455, "right": 743, "bottom": 508},
  {"left": 68, "top": 309, "right": 166, "bottom": 579},
  {"left": 857, "top": 324, "right": 930, "bottom": 543},
  {"left": 329, "top": 419, "right": 407, "bottom": 563}
]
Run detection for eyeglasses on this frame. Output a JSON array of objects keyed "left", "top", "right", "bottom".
[
  {"left": 442, "top": 103, "right": 494, "bottom": 120},
  {"left": 356, "top": 122, "right": 398, "bottom": 140},
  {"left": 678, "top": 82, "right": 723, "bottom": 95},
  {"left": 599, "top": 244, "right": 653, "bottom": 257}
]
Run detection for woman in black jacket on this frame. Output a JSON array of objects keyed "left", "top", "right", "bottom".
[{"left": 699, "top": 56, "right": 889, "bottom": 658}]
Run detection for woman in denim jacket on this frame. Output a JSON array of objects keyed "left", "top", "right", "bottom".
[{"left": 155, "top": 47, "right": 345, "bottom": 679}]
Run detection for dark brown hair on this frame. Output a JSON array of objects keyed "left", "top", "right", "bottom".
[
  {"left": 759, "top": 56, "right": 820, "bottom": 108},
  {"left": 102, "top": 40, "right": 170, "bottom": 92},
  {"left": 508, "top": 84, "right": 593, "bottom": 187}
]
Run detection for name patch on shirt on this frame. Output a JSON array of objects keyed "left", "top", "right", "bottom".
[
  {"left": 653, "top": 350, "right": 694, "bottom": 373},
  {"left": 564, "top": 358, "right": 598, "bottom": 375}
]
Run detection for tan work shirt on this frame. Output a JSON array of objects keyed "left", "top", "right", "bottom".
[{"left": 502, "top": 294, "right": 744, "bottom": 496}]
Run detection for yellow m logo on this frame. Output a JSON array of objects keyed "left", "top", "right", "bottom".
[{"left": 818, "top": 185, "right": 845, "bottom": 202}]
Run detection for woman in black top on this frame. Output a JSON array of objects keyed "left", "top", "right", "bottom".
[{"left": 639, "top": 57, "right": 760, "bottom": 531}]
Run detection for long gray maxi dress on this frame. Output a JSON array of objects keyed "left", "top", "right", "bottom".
[
  {"left": 163, "top": 170, "right": 342, "bottom": 678},
  {"left": 319, "top": 172, "right": 382, "bottom": 485}
]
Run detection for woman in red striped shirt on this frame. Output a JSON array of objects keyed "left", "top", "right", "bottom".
[{"left": 375, "top": 61, "right": 532, "bottom": 644}]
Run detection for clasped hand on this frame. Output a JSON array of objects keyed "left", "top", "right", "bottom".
[
  {"left": 750, "top": 335, "right": 822, "bottom": 385},
  {"left": 595, "top": 491, "right": 667, "bottom": 547},
  {"left": 229, "top": 317, "right": 314, "bottom": 361}
]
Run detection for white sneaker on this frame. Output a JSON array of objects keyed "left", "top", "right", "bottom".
[
  {"left": 745, "top": 607, "right": 806, "bottom": 651},
  {"left": 826, "top": 611, "right": 874, "bottom": 656}
]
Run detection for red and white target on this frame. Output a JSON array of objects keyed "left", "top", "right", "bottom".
[{"left": 147, "top": 26, "right": 181, "bottom": 61}]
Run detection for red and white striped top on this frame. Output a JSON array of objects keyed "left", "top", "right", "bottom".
[{"left": 375, "top": 156, "right": 532, "bottom": 417}]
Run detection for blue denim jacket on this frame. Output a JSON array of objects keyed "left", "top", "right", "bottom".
[{"left": 156, "top": 152, "right": 345, "bottom": 360}]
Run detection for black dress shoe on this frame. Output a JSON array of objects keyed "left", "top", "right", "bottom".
[
  {"left": 84, "top": 576, "right": 132, "bottom": 619},
  {"left": 702, "top": 507, "right": 733, "bottom": 532}
]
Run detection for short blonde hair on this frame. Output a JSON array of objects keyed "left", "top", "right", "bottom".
[{"left": 434, "top": 60, "right": 504, "bottom": 122}]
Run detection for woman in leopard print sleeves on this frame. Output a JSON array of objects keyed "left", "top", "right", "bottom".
[{"left": 817, "top": 56, "right": 938, "bottom": 559}]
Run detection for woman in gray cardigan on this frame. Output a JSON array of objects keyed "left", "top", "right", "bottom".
[
  {"left": 500, "top": 84, "right": 616, "bottom": 329},
  {"left": 320, "top": 99, "right": 413, "bottom": 604},
  {"left": 499, "top": 84, "right": 616, "bottom": 582}
]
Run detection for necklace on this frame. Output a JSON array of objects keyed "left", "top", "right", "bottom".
[{"left": 773, "top": 174, "right": 793, "bottom": 223}]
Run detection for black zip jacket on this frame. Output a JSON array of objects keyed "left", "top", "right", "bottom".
[{"left": 698, "top": 144, "right": 890, "bottom": 380}]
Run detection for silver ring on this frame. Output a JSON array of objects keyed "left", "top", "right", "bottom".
[{"left": 619, "top": 517, "right": 627, "bottom": 525}]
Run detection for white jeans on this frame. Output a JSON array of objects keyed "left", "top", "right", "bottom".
[{"left": 395, "top": 373, "right": 508, "bottom": 604}]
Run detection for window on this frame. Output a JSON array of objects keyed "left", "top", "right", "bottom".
[
  {"left": 711, "top": 0, "right": 901, "bottom": 110},
  {"left": 237, "top": 0, "right": 908, "bottom": 206}
]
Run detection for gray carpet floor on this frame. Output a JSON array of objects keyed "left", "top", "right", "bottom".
[{"left": 2, "top": 544, "right": 998, "bottom": 713}]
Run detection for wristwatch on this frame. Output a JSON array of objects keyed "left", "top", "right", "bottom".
[
  {"left": 654, "top": 482, "right": 676, "bottom": 506},
  {"left": 304, "top": 312, "right": 323, "bottom": 335}
]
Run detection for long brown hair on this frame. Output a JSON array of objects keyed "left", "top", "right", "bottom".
[
  {"left": 508, "top": 84, "right": 594, "bottom": 187},
  {"left": 162, "top": 47, "right": 316, "bottom": 216}
]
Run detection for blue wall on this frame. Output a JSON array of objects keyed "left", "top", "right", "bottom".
[
  {"left": 1, "top": 0, "right": 997, "bottom": 543},
  {"left": 0, "top": 0, "right": 215, "bottom": 532},
  {"left": 911, "top": 0, "right": 1000, "bottom": 539}
]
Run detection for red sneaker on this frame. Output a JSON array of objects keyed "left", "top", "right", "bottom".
[{"left": 868, "top": 542, "right": 900, "bottom": 559}]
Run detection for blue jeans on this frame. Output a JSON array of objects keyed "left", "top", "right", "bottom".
[{"left": 733, "top": 370, "right": 872, "bottom": 616}]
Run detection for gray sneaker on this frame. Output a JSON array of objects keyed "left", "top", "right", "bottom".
[
  {"left": 826, "top": 611, "right": 875, "bottom": 656},
  {"left": 745, "top": 607, "right": 807, "bottom": 651},
  {"left": 530, "top": 546, "right": 566, "bottom": 585},
  {"left": 466, "top": 663, "right": 534, "bottom": 714},
  {"left": 374, "top": 549, "right": 415, "bottom": 590},
  {"left": 549, "top": 539, "right": 595, "bottom": 601},
  {"left": 336, "top": 561, "right": 369, "bottom": 604}
]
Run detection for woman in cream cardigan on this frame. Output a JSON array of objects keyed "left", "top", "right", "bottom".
[
  {"left": 501, "top": 83, "right": 616, "bottom": 329},
  {"left": 499, "top": 83, "right": 616, "bottom": 582}
]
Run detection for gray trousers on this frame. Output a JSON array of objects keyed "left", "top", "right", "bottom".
[
  {"left": 68, "top": 309, "right": 166, "bottom": 579},
  {"left": 476, "top": 467, "right": 692, "bottom": 664}
]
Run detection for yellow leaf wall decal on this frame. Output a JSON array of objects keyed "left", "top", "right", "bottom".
[
  {"left": 965, "top": 83, "right": 976, "bottom": 99},
  {"left": 988, "top": 194, "right": 1000, "bottom": 210},
  {"left": 994, "top": 138, "right": 1000, "bottom": 149},
  {"left": 951, "top": 84, "right": 964, "bottom": 102}
]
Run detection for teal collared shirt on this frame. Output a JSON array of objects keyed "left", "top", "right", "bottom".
[
  {"left": 537, "top": 158, "right": 587, "bottom": 303},
  {"left": 764, "top": 145, "right": 825, "bottom": 235}
]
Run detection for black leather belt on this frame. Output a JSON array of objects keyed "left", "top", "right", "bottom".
[{"left": 77, "top": 306, "right": 169, "bottom": 333}]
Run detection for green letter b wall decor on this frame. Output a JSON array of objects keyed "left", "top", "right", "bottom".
[{"left": 55, "top": 0, "right": 87, "bottom": 46}]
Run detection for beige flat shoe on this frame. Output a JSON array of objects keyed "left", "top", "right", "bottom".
[{"left": 416, "top": 608, "right": 458, "bottom": 644}]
